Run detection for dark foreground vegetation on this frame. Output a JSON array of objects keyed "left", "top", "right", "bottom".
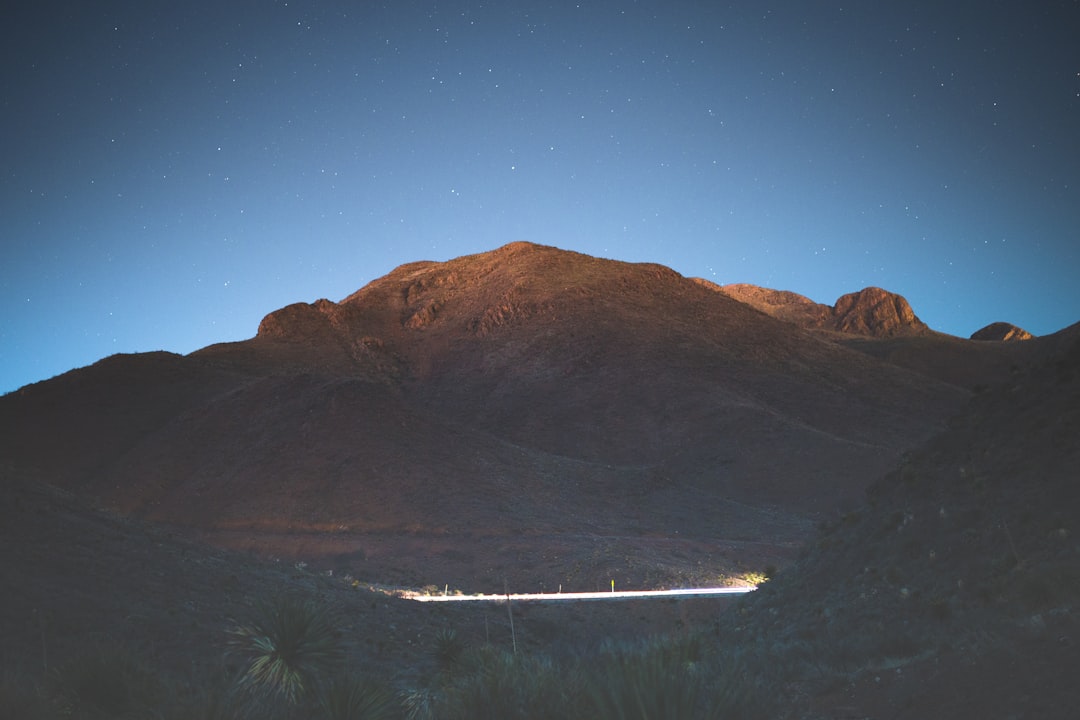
[{"left": 0, "top": 594, "right": 781, "bottom": 720}]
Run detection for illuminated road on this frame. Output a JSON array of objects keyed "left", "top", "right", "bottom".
[{"left": 403, "top": 586, "right": 756, "bottom": 603}]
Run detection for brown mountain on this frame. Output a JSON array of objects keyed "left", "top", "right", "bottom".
[
  {"left": 714, "top": 282, "right": 931, "bottom": 337},
  {"left": 971, "top": 320, "right": 1035, "bottom": 341},
  {"left": 3, "top": 241, "right": 1077, "bottom": 717},
  {"left": 0, "top": 243, "right": 1037, "bottom": 592}
]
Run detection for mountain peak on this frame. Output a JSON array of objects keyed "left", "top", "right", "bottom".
[
  {"left": 716, "top": 283, "right": 930, "bottom": 337},
  {"left": 831, "top": 286, "right": 929, "bottom": 337},
  {"left": 970, "top": 321, "right": 1034, "bottom": 342}
]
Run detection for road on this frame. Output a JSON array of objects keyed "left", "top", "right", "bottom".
[{"left": 403, "top": 586, "right": 756, "bottom": 603}]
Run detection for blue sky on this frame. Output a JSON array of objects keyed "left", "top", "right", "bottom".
[{"left": 3, "top": 1, "right": 1079, "bottom": 394}]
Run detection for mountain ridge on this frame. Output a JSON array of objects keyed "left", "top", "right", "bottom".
[
  {"left": 713, "top": 280, "right": 1039, "bottom": 343},
  {"left": 0, "top": 242, "right": 1052, "bottom": 591}
]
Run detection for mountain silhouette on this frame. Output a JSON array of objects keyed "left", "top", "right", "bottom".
[{"left": 0, "top": 243, "right": 1048, "bottom": 590}]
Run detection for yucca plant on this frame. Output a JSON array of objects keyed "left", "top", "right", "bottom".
[
  {"left": 402, "top": 687, "right": 439, "bottom": 720},
  {"left": 432, "top": 628, "right": 465, "bottom": 675},
  {"left": 227, "top": 595, "right": 345, "bottom": 704}
]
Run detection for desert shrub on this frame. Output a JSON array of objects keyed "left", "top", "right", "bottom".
[
  {"left": 416, "top": 634, "right": 781, "bottom": 720},
  {"left": 584, "top": 636, "right": 719, "bottom": 720},
  {"left": 708, "top": 643, "right": 783, "bottom": 720},
  {"left": 740, "top": 571, "right": 769, "bottom": 586},
  {"left": 439, "top": 648, "right": 575, "bottom": 720},
  {"left": 227, "top": 595, "right": 345, "bottom": 704},
  {"left": 49, "top": 643, "right": 166, "bottom": 719},
  {"left": 432, "top": 628, "right": 465, "bottom": 676},
  {"left": 317, "top": 674, "right": 401, "bottom": 720}
]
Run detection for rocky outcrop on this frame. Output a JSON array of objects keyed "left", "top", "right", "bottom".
[
  {"left": 830, "top": 287, "right": 930, "bottom": 337},
  {"left": 715, "top": 283, "right": 930, "bottom": 337},
  {"left": 970, "top": 321, "right": 1034, "bottom": 342}
]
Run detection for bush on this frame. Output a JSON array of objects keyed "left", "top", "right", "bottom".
[
  {"left": 584, "top": 636, "right": 718, "bottom": 720},
  {"left": 441, "top": 648, "right": 575, "bottom": 720},
  {"left": 432, "top": 628, "right": 465, "bottom": 676}
]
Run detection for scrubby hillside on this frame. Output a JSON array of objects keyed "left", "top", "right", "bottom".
[{"left": 718, "top": 321, "right": 1080, "bottom": 718}]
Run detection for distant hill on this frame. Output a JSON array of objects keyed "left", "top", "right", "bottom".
[{"left": 971, "top": 320, "right": 1035, "bottom": 341}]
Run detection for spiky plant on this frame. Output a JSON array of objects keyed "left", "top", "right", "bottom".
[
  {"left": 317, "top": 674, "right": 400, "bottom": 720},
  {"left": 402, "top": 687, "right": 439, "bottom": 720},
  {"left": 227, "top": 595, "right": 344, "bottom": 704},
  {"left": 432, "top": 628, "right": 465, "bottom": 675}
]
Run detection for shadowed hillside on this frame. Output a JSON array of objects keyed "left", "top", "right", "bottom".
[
  {"left": 712, "top": 280, "right": 1040, "bottom": 390},
  {"left": 717, "top": 320, "right": 1080, "bottom": 718}
]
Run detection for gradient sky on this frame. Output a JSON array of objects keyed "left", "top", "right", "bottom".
[{"left": 3, "top": 1, "right": 1079, "bottom": 395}]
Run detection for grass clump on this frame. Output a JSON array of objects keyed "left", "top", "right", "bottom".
[
  {"left": 584, "top": 636, "right": 719, "bottom": 720},
  {"left": 439, "top": 646, "right": 575, "bottom": 720},
  {"left": 432, "top": 628, "right": 465, "bottom": 676}
]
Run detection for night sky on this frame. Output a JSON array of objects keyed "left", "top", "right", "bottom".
[{"left": 4, "top": 1, "right": 1079, "bottom": 394}]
